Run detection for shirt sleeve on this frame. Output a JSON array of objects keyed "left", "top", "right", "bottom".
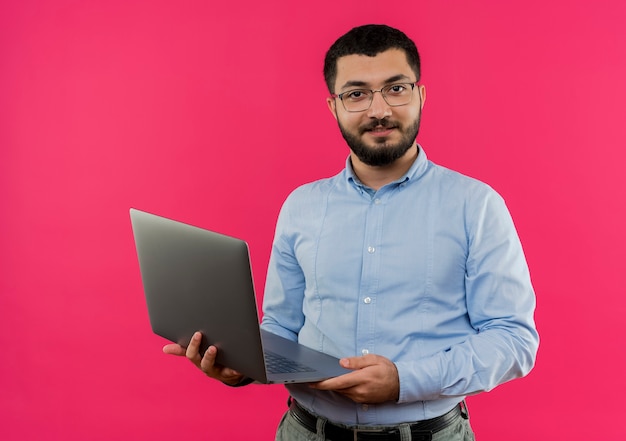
[
  {"left": 395, "top": 189, "right": 539, "bottom": 402},
  {"left": 260, "top": 196, "right": 306, "bottom": 342}
]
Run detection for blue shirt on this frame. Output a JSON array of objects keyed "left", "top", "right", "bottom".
[{"left": 261, "top": 146, "right": 539, "bottom": 425}]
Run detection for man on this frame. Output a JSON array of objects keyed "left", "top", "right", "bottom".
[{"left": 165, "top": 24, "right": 539, "bottom": 440}]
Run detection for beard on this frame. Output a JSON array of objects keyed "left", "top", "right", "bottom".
[{"left": 338, "top": 114, "right": 421, "bottom": 167}]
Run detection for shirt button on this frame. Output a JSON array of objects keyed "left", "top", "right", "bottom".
[
  {"left": 367, "top": 246, "right": 375, "bottom": 253},
  {"left": 362, "top": 404, "right": 369, "bottom": 411},
  {"left": 374, "top": 198, "right": 381, "bottom": 205},
  {"left": 361, "top": 349, "right": 369, "bottom": 355},
  {"left": 363, "top": 297, "right": 372, "bottom": 304}
]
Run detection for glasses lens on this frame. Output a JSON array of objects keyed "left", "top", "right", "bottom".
[
  {"left": 342, "top": 90, "right": 372, "bottom": 112},
  {"left": 382, "top": 83, "right": 413, "bottom": 106}
]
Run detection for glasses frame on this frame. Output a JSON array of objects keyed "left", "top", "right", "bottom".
[{"left": 331, "top": 81, "right": 420, "bottom": 112}]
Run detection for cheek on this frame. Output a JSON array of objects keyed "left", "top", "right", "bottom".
[
  {"left": 398, "top": 106, "right": 421, "bottom": 125},
  {"left": 337, "top": 112, "right": 364, "bottom": 130}
]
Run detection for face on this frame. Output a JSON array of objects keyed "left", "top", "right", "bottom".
[{"left": 327, "top": 49, "right": 425, "bottom": 167}]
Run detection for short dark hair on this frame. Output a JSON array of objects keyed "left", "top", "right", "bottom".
[{"left": 323, "top": 24, "right": 421, "bottom": 93}]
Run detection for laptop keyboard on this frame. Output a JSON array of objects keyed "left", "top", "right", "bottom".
[{"left": 264, "top": 350, "right": 316, "bottom": 374}]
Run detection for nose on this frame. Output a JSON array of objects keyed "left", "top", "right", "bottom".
[{"left": 367, "top": 90, "right": 392, "bottom": 119}]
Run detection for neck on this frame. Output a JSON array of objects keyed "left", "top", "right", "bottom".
[{"left": 350, "top": 144, "right": 419, "bottom": 191}]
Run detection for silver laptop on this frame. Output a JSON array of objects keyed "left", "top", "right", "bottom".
[{"left": 130, "top": 208, "right": 349, "bottom": 384}]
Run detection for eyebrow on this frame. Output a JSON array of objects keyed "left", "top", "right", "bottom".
[{"left": 339, "top": 74, "right": 413, "bottom": 91}]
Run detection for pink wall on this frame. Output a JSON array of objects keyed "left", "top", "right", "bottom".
[{"left": 1, "top": 1, "right": 625, "bottom": 439}]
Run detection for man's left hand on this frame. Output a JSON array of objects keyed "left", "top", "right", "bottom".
[{"left": 309, "top": 354, "right": 399, "bottom": 404}]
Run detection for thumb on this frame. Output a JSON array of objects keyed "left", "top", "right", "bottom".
[{"left": 340, "top": 354, "right": 376, "bottom": 370}]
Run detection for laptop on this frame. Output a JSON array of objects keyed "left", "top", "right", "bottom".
[{"left": 130, "top": 208, "right": 350, "bottom": 384}]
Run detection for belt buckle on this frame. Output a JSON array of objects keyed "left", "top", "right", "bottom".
[{"left": 352, "top": 426, "right": 386, "bottom": 441}]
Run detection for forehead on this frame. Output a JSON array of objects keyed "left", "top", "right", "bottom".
[{"left": 334, "top": 48, "right": 414, "bottom": 91}]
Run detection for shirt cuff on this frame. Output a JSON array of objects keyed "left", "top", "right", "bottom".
[{"left": 395, "top": 354, "right": 442, "bottom": 403}]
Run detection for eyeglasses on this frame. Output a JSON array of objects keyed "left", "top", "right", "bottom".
[{"left": 331, "top": 82, "right": 419, "bottom": 112}]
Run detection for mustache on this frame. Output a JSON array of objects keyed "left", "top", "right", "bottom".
[{"left": 360, "top": 118, "right": 398, "bottom": 133}]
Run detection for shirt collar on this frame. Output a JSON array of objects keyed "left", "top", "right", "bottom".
[{"left": 345, "top": 144, "right": 430, "bottom": 190}]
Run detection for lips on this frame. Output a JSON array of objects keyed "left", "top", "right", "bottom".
[
  {"left": 361, "top": 119, "right": 398, "bottom": 136},
  {"left": 368, "top": 128, "right": 394, "bottom": 138},
  {"left": 363, "top": 123, "right": 397, "bottom": 137},
  {"left": 371, "top": 125, "right": 394, "bottom": 132}
]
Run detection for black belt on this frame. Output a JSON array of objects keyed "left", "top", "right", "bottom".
[{"left": 288, "top": 399, "right": 466, "bottom": 441}]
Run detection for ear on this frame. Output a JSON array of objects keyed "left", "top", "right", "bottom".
[
  {"left": 418, "top": 84, "right": 426, "bottom": 110},
  {"left": 326, "top": 96, "right": 339, "bottom": 121}
]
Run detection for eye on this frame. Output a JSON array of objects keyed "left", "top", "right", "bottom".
[
  {"left": 344, "top": 90, "right": 370, "bottom": 101},
  {"left": 386, "top": 84, "right": 407, "bottom": 95}
]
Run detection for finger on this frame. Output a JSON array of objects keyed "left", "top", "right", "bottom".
[
  {"left": 185, "top": 332, "right": 203, "bottom": 362},
  {"left": 340, "top": 354, "right": 379, "bottom": 370},
  {"left": 199, "top": 345, "right": 218, "bottom": 372},
  {"left": 162, "top": 344, "right": 186, "bottom": 356},
  {"left": 310, "top": 372, "right": 360, "bottom": 391},
  {"left": 199, "top": 347, "right": 240, "bottom": 375},
  {"left": 199, "top": 346, "right": 242, "bottom": 382}
]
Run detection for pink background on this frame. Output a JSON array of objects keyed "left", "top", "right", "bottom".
[{"left": 1, "top": 1, "right": 625, "bottom": 439}]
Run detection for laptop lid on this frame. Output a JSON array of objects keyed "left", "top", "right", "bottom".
[{"left": 130, "top": 208, "right": 349, "bottom": 384}]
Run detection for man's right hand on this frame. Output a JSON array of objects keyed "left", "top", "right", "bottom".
[{"left": 163, "top": 331, "right": 245, "bottom": 386}]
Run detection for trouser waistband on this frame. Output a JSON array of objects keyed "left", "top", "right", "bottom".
[{"left": 288, "top": 398, "right": 467, "bottom": 441}]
